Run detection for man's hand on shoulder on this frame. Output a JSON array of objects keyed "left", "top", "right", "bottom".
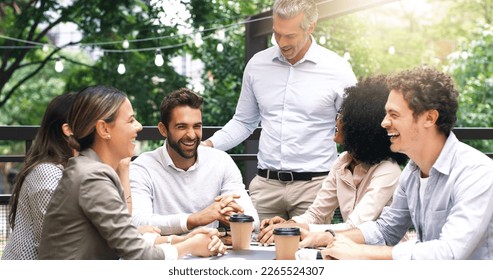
[{"left": 201, "top": 139, "right": 214, "bottom": 147}]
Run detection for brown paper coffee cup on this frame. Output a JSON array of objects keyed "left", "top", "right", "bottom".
[
  {"left": 274, "top": 227, "right": 300, "bottom": 260},
  {"left": 229, "top": 214, "right": 254, "bottom": 250}
]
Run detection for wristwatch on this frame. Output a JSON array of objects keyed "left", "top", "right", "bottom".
[
  {"left": 325, "top": 229, "right": 336, "bottom": 237},
  {"left": 166, "top": 235, "right": 176, "bottom": 244}
]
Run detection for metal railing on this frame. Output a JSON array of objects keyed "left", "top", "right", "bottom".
[
  {"left": 0, "top": 126, "right": 260, "bottom": 255},
  {"left": 1, "top": 125, "right": 493, "bottom": 255}
]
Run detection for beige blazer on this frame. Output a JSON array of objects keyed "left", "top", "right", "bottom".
[{"left": 292, "top": 151, "right": 401, "bottom": 230}]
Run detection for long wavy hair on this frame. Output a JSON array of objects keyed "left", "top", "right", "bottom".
[
  {"left": 9, "top": 93, "right": 76, "bottom": 228},
  {"left": 340, "top": 75, "right": 408, "bottom": 166}
]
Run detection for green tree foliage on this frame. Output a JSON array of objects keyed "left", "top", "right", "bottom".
[
  {"left": 1, "top": 0, "right": 492, "bottom": 138},
  {"left": 184, "top": 0, "right": 272, "bottom": 126},
  {"left": 0, "top": 0, "right": 140, "bottom": 108},
  {"left": 0, "top": 0, "right": 190, "bottom": 127},
  {"left": 446, "top": 23, "right": 493, "bottom": 151},
  {"left": 315, "top": 2, "right": 445, "bottom": 78},
  {"left": 431, "top": 0, "right": 492, "bottom": 40},
  {"left": 433, "top": 0, "right": 493, "bottom": 152}
]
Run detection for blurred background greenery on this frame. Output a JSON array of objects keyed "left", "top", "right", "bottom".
[{"left": 1, "top": 0, "right": 492, "bottom": 155}]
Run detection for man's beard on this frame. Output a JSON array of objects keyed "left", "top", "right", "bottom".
[{"left": 167, "top": 132, "right": 200, "bottom": 159}]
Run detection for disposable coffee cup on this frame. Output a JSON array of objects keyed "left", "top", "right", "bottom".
[
  {"left": 229, "top": 214, "right": 254, "bottom": 250},
  {"left": 273, "top": 227, "right": 301, "bottom": 260}
]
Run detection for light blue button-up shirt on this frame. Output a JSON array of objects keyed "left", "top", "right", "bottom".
[
  {"left": 359, "top": 132, "right": 493, "bottom": 259},
  {"left": 209, "top": 38, "right": 357, "bottom": 172}
]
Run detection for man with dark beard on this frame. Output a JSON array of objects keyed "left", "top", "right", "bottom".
[{"left": 130, "top": 88, "right": 259, "bottom": 237}]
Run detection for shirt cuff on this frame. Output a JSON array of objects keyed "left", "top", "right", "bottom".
[
  {"left": 392, "top": 239, "right": 418, "bottom": 260},
  {"left": 208, "top": 134, "right": 226, "bottom": 151},
  {"left": 291, "top": 215, "right": 308, "bottom": 224},
  {"left": 157, "top": 244, "right": 179, "bottom": 260},
  {"left": 141, "top": 232, "right": 160, "bottom": 246},
  {"left": 358, "top": 221, "right": 385, "bottom": 245},
  {"left": 181, "top": 213, "right": 192, "bottom": 232}
]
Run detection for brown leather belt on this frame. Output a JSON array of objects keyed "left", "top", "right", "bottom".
[{"left": 257, "top": 169, "right": 329, "bottom": 182}]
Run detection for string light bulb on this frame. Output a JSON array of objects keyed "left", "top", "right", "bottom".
[
  {"left": 343, "top": 50, "right": 351, "bottom": 61},
  {"left": 319, "top": 36, "right": 327, "bottom": 45},
  {"left": 388, "top": 45, "right": 395, "bottom": 55},
  {"left": 122, "top": 39, "right": 129, "bottom": 49},
  {"left": 54, "top": 57, "right": 64, "bottom": 73},
  {"left": 42, "top": 44, "right": 49, "bottom": 52},
  {"left": 117, "top": 59, "right": 126, "bottom": 74},
  {"left": 216, "top": 43, "right": 224, "bottom": 53},
  {"left": 194, "top": 33, "right": 204, "bottom": 48},
  {"left": 154, "top": 49, "right": 164, "bottom": 66},
  {"left": 216, "top": 29, "right": 225, "bottom": 41}
]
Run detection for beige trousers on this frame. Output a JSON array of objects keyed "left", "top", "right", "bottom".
[{"left": 249, "top": 174, "right": 325, "bottom": 222}]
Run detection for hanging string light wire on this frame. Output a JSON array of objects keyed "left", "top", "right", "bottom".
[{"left": 0, "top": 15, "right": 272, "bottom": 52}]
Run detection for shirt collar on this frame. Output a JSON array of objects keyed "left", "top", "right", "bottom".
[
  {"left": 161, "top": 140, "right": 200, "bottom": 171},
  {"left": 430, "top": 132, "right": 459, "bottom": 176},
  {"left": 337, "top": 151, "right": 371, "bottom": 173},
  {"left": 272, "top": 35, "right": 319, "bottom": 65}
]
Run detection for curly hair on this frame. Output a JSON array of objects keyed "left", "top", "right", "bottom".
[
  {"left": 340, "top": 75, "right": 408, "bottom": 166},
  {"left": 387, "top": 66, "right": 459, "bottom": 136}
]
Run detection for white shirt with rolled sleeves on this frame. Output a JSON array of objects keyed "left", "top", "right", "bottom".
[
  {"left": 130, "top": 142, "right": 260, "bottom": 235},
  {"left": 358, "top": 133, "right": 493, "bottom": 259},
  {"left": 208, "top": 38, "right": 357, "bottom": 172}
]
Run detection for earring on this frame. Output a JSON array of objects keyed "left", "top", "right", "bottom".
[{"left": 107, "top": 135, "right": 111, "bottom": 140}]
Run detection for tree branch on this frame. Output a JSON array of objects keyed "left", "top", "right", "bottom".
[
  {"left": 0, "top": 50, "right": 59, "bottom": 107},
  {"left": 0, "top": 39, "right": 87, "bottom": 108},
  {"left": 25, "top": 0, "right": 47, "bottom": 43}
]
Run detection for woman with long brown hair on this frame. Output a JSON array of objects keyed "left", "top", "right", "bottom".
[
  {"left": 38, "top": 85, "right": 224, "bottom": 259},
  {"left": 3, "top": 93, "right": 75, "bottom": 260}
]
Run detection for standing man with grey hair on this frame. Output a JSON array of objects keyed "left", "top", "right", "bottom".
[{"left": 204, "top": 0, "right": 357, "bottom": 224}]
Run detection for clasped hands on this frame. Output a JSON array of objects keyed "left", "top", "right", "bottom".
[
  {"left": 152, "top": 227, "right": 227, "bottom": 257},
  {"left": 214, "top": 194, "right": 244, "bottom": 223},
  {"left": 181, "top": 227, "right": 227, "bottom": 257},
  {"left": 188, "top": 194, "right": 244, "bottom": 229}
]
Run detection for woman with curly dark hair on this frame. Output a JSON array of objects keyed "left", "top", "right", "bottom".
[{"left": 258, "top": 75, "right": 408, "bottom": 244}]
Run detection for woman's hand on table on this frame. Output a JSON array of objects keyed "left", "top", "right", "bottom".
[
  {"left": 187, "top": 232, "right": 226, "bottom": 257},
  {"left": 187, "top": 227, "right": 227, "bottom": 256},
  {"left": 299, "top": 228, "right": 334, "bottom": 248},
  {"left": 257, "top": 216, "right": 306, "bottom": 245}
]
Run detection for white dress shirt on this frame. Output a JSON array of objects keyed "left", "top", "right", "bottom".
[{"left": 209, "top": 38, "right": 357, "bottom": 172}]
